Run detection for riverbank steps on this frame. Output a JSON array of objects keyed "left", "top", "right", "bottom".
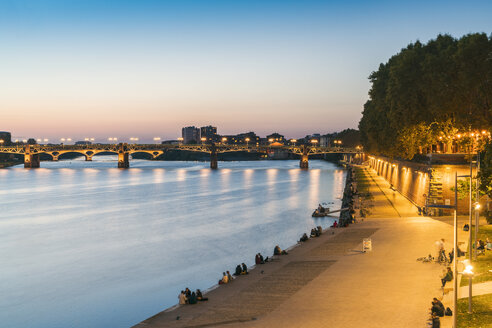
[{"left": 136, "top": 165, "right": 453, "bottom": 328}]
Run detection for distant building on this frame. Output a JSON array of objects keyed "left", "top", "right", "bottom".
[
  {"left": 236, "top": 132, "right": 260, "bottom": 145},
  {"left": 0, "top": 131, "right": 12, "bottom": 146},
  {"left": 200, "top": 125, "right": 218, "bottom": 143},
  {"left": 75, "top": 141, "right": 92, "bottom": 145},
  {"left": 265, "top": 132, "right": 286, "bottom": 144},
  {"left": 182, "top": 126, "right": 200, "bottom": 144},
  {"left": 320, "top": 134, "right": 332, "bottom": 147}
]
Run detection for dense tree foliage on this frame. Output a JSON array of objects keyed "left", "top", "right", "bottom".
[{"left": 359, "top": 33, "right": 492, "bottom": 159}]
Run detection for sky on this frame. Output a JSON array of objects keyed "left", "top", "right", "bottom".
[{"left": 1, "top": 0, "right": 491, "bottom": 142}]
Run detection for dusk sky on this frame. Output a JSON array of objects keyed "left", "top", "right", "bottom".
[{"left": 1, "top": 0, "right": 491, "bottom": 142}]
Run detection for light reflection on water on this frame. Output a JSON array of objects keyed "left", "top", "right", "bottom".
[{"left": 0, "top": 159, "right": 345, "bottom": 328}]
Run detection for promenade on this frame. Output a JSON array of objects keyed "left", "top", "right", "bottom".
[{"left": 135, "top": 166, "right": 454, "bottom": 328}]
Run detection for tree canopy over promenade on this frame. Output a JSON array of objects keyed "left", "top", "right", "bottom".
[{"left": 358, "top": 33, "right": 492, "bottom": 160}]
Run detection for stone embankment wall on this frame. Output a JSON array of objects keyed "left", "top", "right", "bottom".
[
  {"left": 367, "top": 156, "right": 476, "bottom": 215},
  {"left": 339, "top": 166, "right": 355, "bottom": 226}
]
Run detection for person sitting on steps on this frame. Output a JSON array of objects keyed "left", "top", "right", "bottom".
[
  {"left": 234, "top": 264, "right": 242, "bottom": 276},
  {"left": 241, "top": 262, "right": 248, "bottom": 274},
  {"left": 431, "top": 298, "right": 444, "bottom": 317},
  {"left": 300, "top": 233, "right": 309, "bottom": 242},
  {"left": 219, "top": 272, "right": 228, "bottom": 284},
  {"left": 188, "top": 291, "right": 197, "bottom": 304},
  {"left": 441, "top": 267, "right": 453, "bottom": 288},
  {"left": 274, "top": 245, "right": 288, "bottom": 255},
  {"left": 196, "top": 289, "right": 208, "bottom": 301}
]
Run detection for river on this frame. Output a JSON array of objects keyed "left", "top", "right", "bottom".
[{"left": 0, "top": 158, "right": 346, "bottom": 328}]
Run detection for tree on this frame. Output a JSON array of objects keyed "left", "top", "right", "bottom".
[{"left": 359, "top": 33, "right": 492, "bottom": 160}]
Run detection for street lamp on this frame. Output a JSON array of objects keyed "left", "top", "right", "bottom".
[
  {"left": 310, "top": 139, "right": 318, "bottom": 146},
  {"left": 43, "top": 139, "right": 49, "bottom": 143},
  {"left": 0, "top": 140, "right": 4, "bottom": 146},
  {"left": 268, "top": 138, "right": 274, "bottom": 143},
  {"left": 153, "top": 137, "right": 161, "bottom": 144},
  {"left": 177, "top": 137, "right": 184, "bottom": 145},
  {"left": 290, "top": 139, "right": 297, "bottom": 146},
  {"left": 201, "top": 137, "right": 206, "bottom": 144},
  {"left": 222, "top": 137, "right": 227, "bottom": 144},
  {"left": 245, "top": 137, "right": 250, "bottom": 147},
  {"left": 461, "top": 259, "right": 475, "bottom": 314}
]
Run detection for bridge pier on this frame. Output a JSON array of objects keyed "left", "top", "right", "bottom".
[
  {"left": 299, "top": 145, "right": 309, "bottom": 169},
  {"left": 118, "top": 143, "right": 130, "bottom": 168},
  {"left": 85, "top": 155, "right": 93, "bottom": 161},
  {"left": 52, "top": 156, "right": 59, "bottom": 161},
  {"left": 24, "top": 145, "right": 40, "bottom": 168},
  {"left": 210, "top": 144, "right": 218, "bottom": 169}
]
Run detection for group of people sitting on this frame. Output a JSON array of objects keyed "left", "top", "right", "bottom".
[
  {"left": 178, "top": 288, "right": 208, "bottom": 305},
  {"left": 234, "top": 263, "right": 248, "bottom": 276},
  {"left": 475, "top": 238, "right": 492, "bottom": 253},
  {"left": 274, "top": 245, "right": 288, "bottom": 255},
  {"left": 218, "top": 271, "right": 234, "bottom": 284},
  {"left": 255, "top": 253, "right": 268, "bottom": 265},
  {"left": 310, "top": 226, "right": 323, "bottom": 238},
  {"left": 299, "top": 226, "right": 326, "bottom": 242},
  {"left": 428, "top": 297, "right": 451, "bottom": 327}
]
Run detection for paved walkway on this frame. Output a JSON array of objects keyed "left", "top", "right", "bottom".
[
  {"left": 135, "top": 166, "right": 455, "bottom": 328},
  {"left": 458, "top": 281, "right": 492, "bottom": 299}
]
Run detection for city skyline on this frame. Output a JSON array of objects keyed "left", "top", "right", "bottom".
[{"left": 1, "top": 0, "right": 492, "bottom": 140}]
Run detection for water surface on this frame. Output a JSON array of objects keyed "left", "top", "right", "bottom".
[{"left": 0, "top": 158, "right": 345, "bottom": 328}]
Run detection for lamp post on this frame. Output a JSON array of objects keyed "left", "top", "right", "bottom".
[
  {"left": 310, "top": 139, "right": 318, "bottom": 147},
  {"left": 290, "top": 139, "right": 297, "bottom": 146},
  {"left": 462, "top": 259, "right": 474, "bottom": 314},
  {"left": 177, "top": 137, "right": 183, "bottom": 145},
  {"left": 222, "top": 137, "right": 227, "bottom": 145},
  {"left": 201, "top": 137, "right": 206, "bottom": 145},
  {"left": 245, "top": 137, "right": 250, "bottom": 147},
  {"left": 474, "top": 152, "right": 480, "bottom": 261}
]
